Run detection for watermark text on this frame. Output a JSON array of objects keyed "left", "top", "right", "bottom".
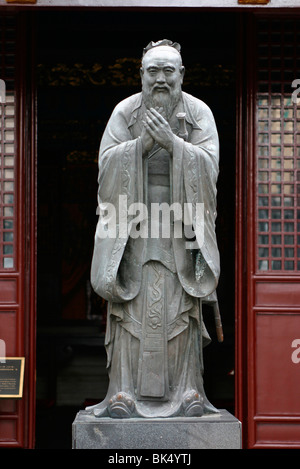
[{"left": 96, "top": 196, "right": 205, "bottom": 249}]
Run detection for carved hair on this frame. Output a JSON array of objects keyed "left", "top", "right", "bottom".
[{"left": 142, "top": 39, "right": 181, "bottom": 57}]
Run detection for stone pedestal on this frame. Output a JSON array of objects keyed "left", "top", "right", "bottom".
[{"left": 72, "top": 409, "right": 241, "bottom": 449}]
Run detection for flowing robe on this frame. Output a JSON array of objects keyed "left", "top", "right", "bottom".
[{"left": 88, "top": 91, "right": 220, "bottom": 418}]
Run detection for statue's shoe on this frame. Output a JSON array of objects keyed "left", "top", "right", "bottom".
[
  {"left": 107, "top": 392, "right": 135, "bottom": 418},
  {"left": 182, "top": 390, "right": 204, "bottom": 417}
]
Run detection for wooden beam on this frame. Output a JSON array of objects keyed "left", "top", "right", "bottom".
[{"left": 0, "top": 0, "right": 300, "bottom": 10}]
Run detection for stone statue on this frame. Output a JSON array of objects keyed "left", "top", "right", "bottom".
[{"left": 86, "top": 40, "right": 221, "bottom": 419}]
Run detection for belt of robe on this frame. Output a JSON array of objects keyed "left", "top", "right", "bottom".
[{"left": 137, "top": 261, "right": 169, "bottom": 401}]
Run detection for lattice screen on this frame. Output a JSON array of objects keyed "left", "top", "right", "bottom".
[
  {"left": 256, "top": 19, "right": 300, "bottom": 272},
  {"left": 0, "top": 16, "right": 16, "bottom": 270}
]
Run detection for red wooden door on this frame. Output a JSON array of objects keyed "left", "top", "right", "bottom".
[
  {"left": 236, "top": 14, "right": 300, "bottom": 448},
  {"left": 0, "top": 13, "right": 36, "bottom": 448}
]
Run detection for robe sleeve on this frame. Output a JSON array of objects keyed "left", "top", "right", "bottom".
[
  {"left": 91, "top": 98, "right": 144, "bottom": 302},
  {"left": 172, "top": 97, "right": 220, "bottom": 298}
]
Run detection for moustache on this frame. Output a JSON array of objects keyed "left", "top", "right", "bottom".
[{"left": 152, "top": 85, "right": 170, "bottom": 92}]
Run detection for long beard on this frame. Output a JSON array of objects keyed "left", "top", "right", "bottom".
[{"left": 142, "top": 85, "right": 182, "bottom": 121}]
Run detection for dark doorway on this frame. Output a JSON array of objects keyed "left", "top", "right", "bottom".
[{"left": 35, "top": 10, "right": 237, "bottom": 449}]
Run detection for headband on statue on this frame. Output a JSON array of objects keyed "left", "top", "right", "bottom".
[{"left": 142, "top": 39, "right": 181, "bottom": 57}]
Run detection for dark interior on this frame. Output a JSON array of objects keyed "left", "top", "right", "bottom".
[{"left": 35, "top": 9, "right": 237, "bottom": 449}]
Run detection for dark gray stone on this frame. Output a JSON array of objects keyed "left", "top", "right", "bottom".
[
  {"left": 72, "top": 409, "right": 242, "bottom": 449},
  {"left": 88, "top": 39, "right": 222, "bottom": 420}
]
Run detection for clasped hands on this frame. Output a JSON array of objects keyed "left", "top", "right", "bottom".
[{"left": 141, "top": 107, "right": 175, "bottom": 156}]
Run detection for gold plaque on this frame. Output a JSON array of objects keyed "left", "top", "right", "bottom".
[{"left": 0, "top": 358, "right": 25, "bottom": 398}]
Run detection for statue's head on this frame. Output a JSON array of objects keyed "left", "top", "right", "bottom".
[
  {"left": 142, "top": 39, "right": 182, "bottom": 59},
  {"left": 140, "top": 40, "right": 185, "bottom": 118}
]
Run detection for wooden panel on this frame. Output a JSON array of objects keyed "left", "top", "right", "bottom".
[
  {"left": 0, "top": 279, "right": 17, "bottom": 303},
  {"left": 0, "top": 312, "right": 16, "bottom": 355},
  {"left": 0, "top": 399, "right": 16, "bottom": 413},
  {"left": 256, "top": 314, "right": 300, "bottom": 415},
  {"left": 0, "top": 419, "right": 17, "bottom": 440},
  {"left": 256, "top": 281, "right": 300, "bottom": 307},
  {"left": 256, "top": 422, "right": 300, "bottom": 446}
]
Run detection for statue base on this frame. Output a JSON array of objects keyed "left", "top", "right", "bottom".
[{"left": 72, "top": 409, "right": 242, "bottom": 449}]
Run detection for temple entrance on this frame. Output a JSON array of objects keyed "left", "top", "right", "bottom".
[{"left": 35, "top": 10, "right": 237, "bottom": 448}]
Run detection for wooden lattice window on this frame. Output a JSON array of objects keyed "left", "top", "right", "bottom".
[
  {"left": 256, "top": 19, "right": 300, "bottom": 272},
  {"left": 0, "top": 16, "right": 16, "bottom": 270}
]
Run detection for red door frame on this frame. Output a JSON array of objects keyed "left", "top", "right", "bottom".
[
  {"left": 19, "top": 13, "right": 37, "bottom": 449},
  {"left": 235, "top": 13, "right": 249, "bottom": 445},
  {"left": 236, "top": 12, "right": 300, "bottom": 448}
]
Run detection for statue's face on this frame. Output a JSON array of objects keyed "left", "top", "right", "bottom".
[{"left": 140, "top": 47, "right": 184, "bottom": 99}]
